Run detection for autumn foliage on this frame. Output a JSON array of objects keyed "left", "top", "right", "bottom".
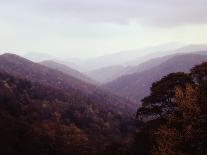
[
  {"left": 135, "top": 62, "right": 207, "bottom": 155},
  {"left": 1, "top": 58, "right": 207, "bottom": 154}
]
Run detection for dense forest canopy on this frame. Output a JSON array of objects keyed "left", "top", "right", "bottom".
[
  {"left": 1, "top": 54, "right": 207, "bottom": 154},
  {"left": 0, "top": 71, "right": 134, "bottom": 155}
]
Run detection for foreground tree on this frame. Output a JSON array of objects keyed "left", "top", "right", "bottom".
[
  {"left": 135, "top": 62, "right": 207, "bottom": 155},
  {"left": 137, "top": 72, "right": 193, "bottom": 121},
  {"left": 153, "top": 84, "right": 201, "bottom": 155}
]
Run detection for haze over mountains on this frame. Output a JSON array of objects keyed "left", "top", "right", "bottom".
[
  {"left": 0, "top": 53, "right": 138, "bottom": 152},
  {"left": 1, "top": 44, "right": 207, "bottom": 107},
  {"left": 1, "top": 44, "right": 207, "bottom": 105},
  {"left": 4, "top": 44, "right": 206, "bottom": 100},
  {"left": 104, "top": 53, "right": 207, "bottom": 103},
  {"left": 0, "top": 53, "right": 93, "bottom": 93},
  {"left": 86, "top": 44, "right": 207, "bottom": 83},
  {"left": 21, "top": 44, "right": 207, "bottom": 85},
  {"left": 86, "top": 55, "right": 173, "bottom": 84},
  {"left": 0, "top": 53, "right": 136, "bottom": 113},
  {"left": 69, "top": 44, "right": 207, "bottom": 71},
  {"left": 69, "top": 43, "right": 183, "bottom": 71},
  {"left": 1, "top": 44, "right": 207, "bottom": 154},
  {"left": 40, "top": 60, "right": 94, "bottom": 84},
  {"left": 22, "top": 43, "right": 183, "bottom": 71},
  {"left": 22, "top": 44, "right": 207, "bottom": 75}
]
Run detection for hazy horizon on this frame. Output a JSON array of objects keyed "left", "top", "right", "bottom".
[
  {"left": 0, "top": 41, "right": 186, "bottom": 59},
  {"left": 0, "top": 0, "right": 207, "bottom": 59}
]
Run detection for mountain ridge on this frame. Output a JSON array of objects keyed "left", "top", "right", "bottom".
[
  {"left": 0, "top": 53, "right": 136, "bottom": 113},
  {"left": 40, "top": 60, "right": 95, "bottom": 84},
  {"left": 104, "top": 53, "right": 207, "bottom": 103}
]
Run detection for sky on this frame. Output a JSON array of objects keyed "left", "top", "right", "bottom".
[{"left": 0, "top": 0, "right": 207, "bottom": 59}]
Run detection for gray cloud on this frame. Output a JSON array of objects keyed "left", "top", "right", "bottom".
[
  {"left": 2, "top": 0, "right": 206, "bottom": 26},
  {"left": 0, "top": 0, "right": 207, "bottom": 58}
]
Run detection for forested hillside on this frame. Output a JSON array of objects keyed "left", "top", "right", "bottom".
[
  {"left": 0, "top": 71, "right": 135, "bottom": 155},
  {"left": 40, "top": 60, "right": 95, "bottom": 84},
  {"left": 0, "top": 53, "right": 136, "bottom": 112}
]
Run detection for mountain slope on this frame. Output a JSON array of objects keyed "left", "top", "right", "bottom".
[
  {"left": 0, "top": 53, "right": 136, "bottom": 112},
  {"left": 87, "top": 55, "right": 174, "bottom": 83},
  {"left": 40, "top": 60, "right": 95, "bottom": 84},
  {"left": 0, "top": 70, "right": 136, "bottom": 154},
  {"left": 104, "top": 53, "right": 207, "bottom": 103},
  {"left": 87, "top": 65, "right": 128, "bottom": 84},
  {"left": 61, "top": 44, "right": 207, "bottom": 72},
  {"left": 0, "top": 53, "right": 93, "bottom": 93},
  {"left": 62, "top": 43, "right": 184, "bottom": 72},
  {"left": 86, "top": 45, "right": 207, "bottom": 83},
  {"left": 125, "top": 44, "right": 207, "bottom": 66}
]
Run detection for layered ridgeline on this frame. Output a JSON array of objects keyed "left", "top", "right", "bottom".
[
  {"left": 86, "top": 44, "right": 207, "bottom": 83},
  {"left": 87, "top": 54, "right": 173, "bottom": 84},
  {"left": 61, "top": 43, "right": 193, "bottom": 72},
  {"left": 0, "top": 53, "right": 135, "bottom": 112},
  {"left": 104, "top": 53, "right": 207, "bottom": 103},
  {"left": 87, "top": 65, "right": 129, "bottom": 84},
  {"left": 0, "top": 53, "right": 93, "bottom": 94}
]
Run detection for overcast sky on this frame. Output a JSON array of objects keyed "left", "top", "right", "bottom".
[{"left": 0, "top": 0, "right": 207, "bottom": 58}]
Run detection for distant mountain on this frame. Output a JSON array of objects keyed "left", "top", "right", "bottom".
[
  {"left": 175, "top": 44, "right": 207, "bottom": 53},
  {"left": 87, "top": 65, "right": 129, "bottom": 84},
  {"left": 40, "top": 60, "right": 95, "bottom": 84},
  {"left": 87, "top": 55, "right": 174, "bottom": 83},
  {"left": 126, "top": 44, "right": 207, "bottom": 66},
  {"left": 123, "top": 54, "right": 179, "bottom": 75},
  {"left": 87, "top": 45, "right": 207, "bottom": 83},
  {"left": 62, "top": 43, "right": 184, "bottom": 72},
  {"left": 104, "top": 53, "right": 207, "bottom": 103},
  {"left": 0, "top": 53, "right": 93, "bottom": 93},
  {"left": 0, "top": 53, "right": 136, "bottom": 112}
]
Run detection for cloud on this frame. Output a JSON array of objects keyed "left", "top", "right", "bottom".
[
  {"left": 2, "top": 0, "right": 206, "bottom": 26},
  {"left": 0, "top": 0, "right": 207, "bottom": 59},
  {"left": 0, "top": 0, "right": 207, "bottom": 27}
]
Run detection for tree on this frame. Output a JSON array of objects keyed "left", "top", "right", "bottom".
[
  {"left": 191, "top": 62, "right": 207, "bottom": 105},
  {"left": 135, "top": 62, "right": 207, "bottom": 155},
  {"left": 191, "top": 62, "right": 207, "bottom": 83},
  {"left": 137, "top": 73, "right": 193, "bottom": 120},
  {"left": 53, "top": 123, "right": 91, "bottom": 155},
  {"left": 153, "top": 84, "right": 201, "bottom": 155}
]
